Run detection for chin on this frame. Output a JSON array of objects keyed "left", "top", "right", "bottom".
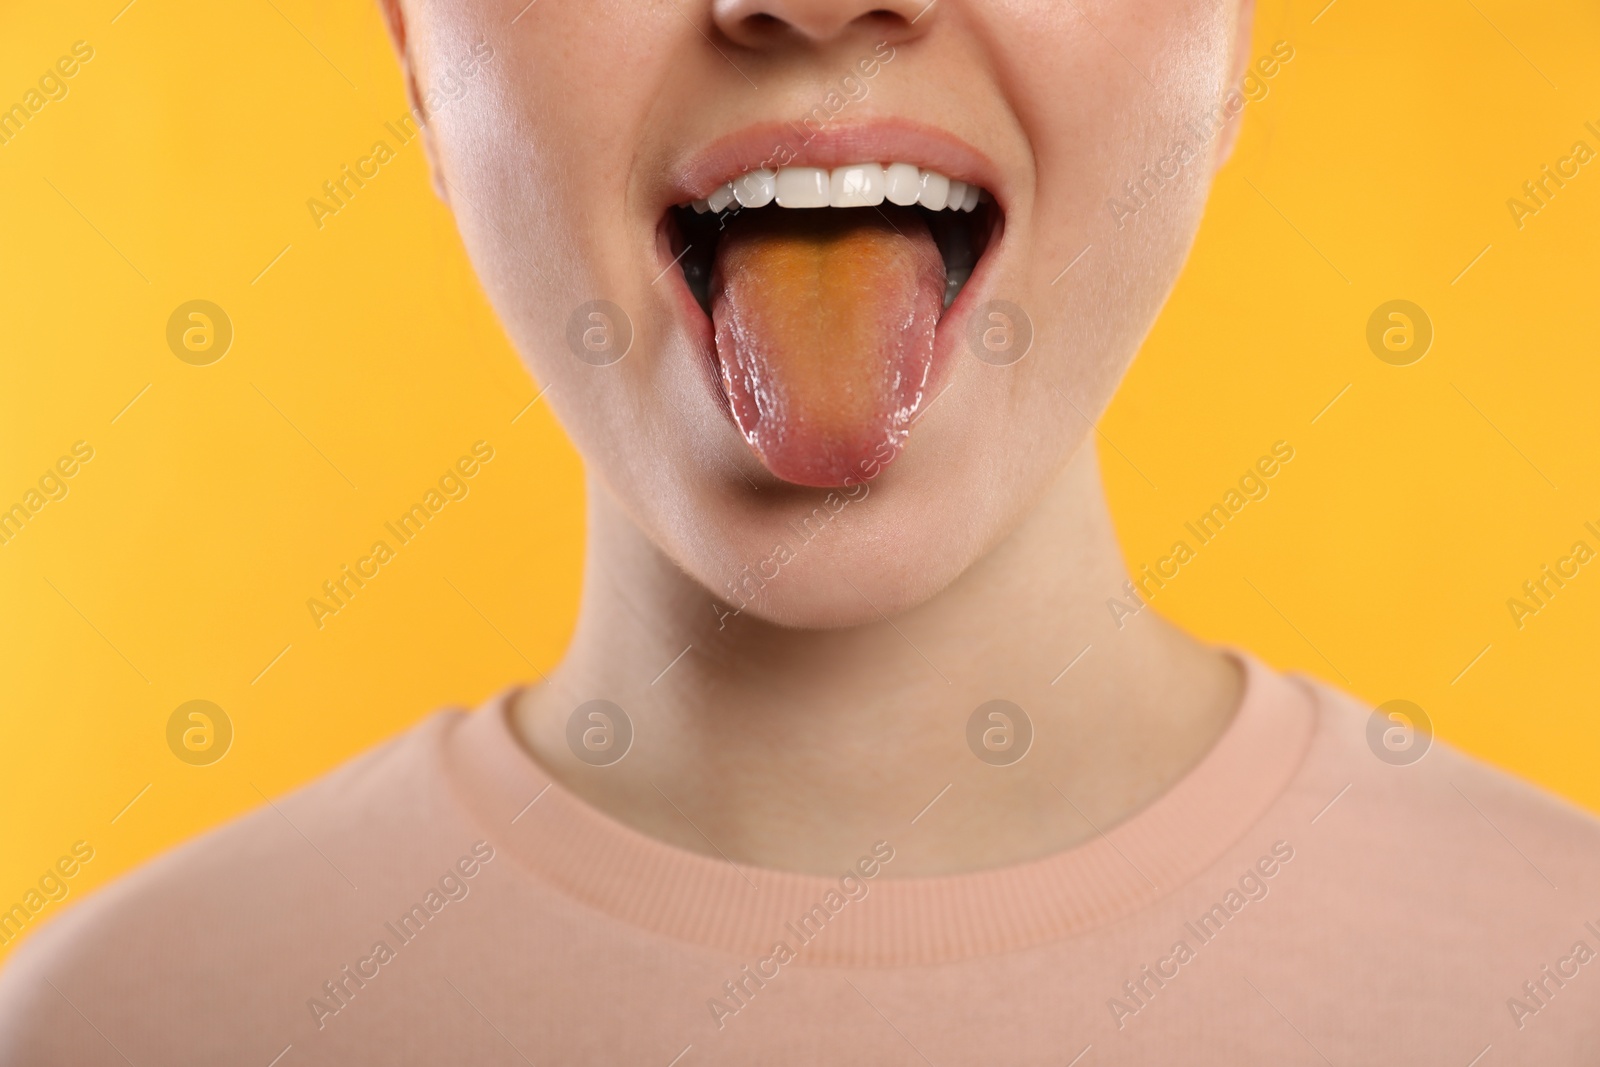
[{"left": 648, "top": 406, "right": 1086, "bottom": 632}]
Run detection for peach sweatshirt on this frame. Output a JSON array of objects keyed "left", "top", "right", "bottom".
[{"left": 3, "top": 657, "right": 1600, "bottom": 1065}]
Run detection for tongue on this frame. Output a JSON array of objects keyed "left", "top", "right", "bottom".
[{"left": 710, "top": 206, "right": 946, "bottom": 488}]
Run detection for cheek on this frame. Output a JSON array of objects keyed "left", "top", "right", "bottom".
[
  {"left": 1023, "top": 0, "right": 1231, "bottom": 390},
  {"left": 422, "top": 11, "right": 648, "bottom": 293},
  {"left": 425, "top": 11, "right": 689, "bottom": 466}
]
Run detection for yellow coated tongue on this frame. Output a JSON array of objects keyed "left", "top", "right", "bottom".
[{"left": 710, "top": 206, "right": 946, "bottom": 487}]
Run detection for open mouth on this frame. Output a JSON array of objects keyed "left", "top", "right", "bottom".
[{"left": 663, "top": 161, "right": 1002, "bottom": 488}]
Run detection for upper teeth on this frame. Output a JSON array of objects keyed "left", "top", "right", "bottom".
[{"left": 689, "top": 163, "right": 986, "bottom": 214}]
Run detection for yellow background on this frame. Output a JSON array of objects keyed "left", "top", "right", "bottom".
[{"left": 2, "top": 0, "right": 1596, "bottom": 961}]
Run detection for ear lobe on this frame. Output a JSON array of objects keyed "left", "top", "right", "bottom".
[
  {"left": 375, "top": 0, "right": 451, "bottom": 205},
  {"left": 1212, "top": 0, "right": 1256, "bottom": 170}
]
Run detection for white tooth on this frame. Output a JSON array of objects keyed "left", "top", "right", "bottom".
[
  {"left": 944, "top": 266, "right": 970, "bottom": 309},
  {"left": 945, "top": 181, "right": 968, "bottom": 211},
  {"left": 775, "top": 166, "right": 831, "bottom": 207},
  {"left": 830, "top": 163, "right": 885, "bottom": 207},
  {"left": 884, "top": 162, "right": 921, "bottom": 206},
  {"left": 706, "top": 183, "right": 736, "bottom": 213},
  {"left": 960, "top": 183, "right": 980, "bottom": 211},
  {"left": 917, "top": 170, "right": 950, "bottom": 211},
  {"left": 691, "top": 198, "right": 711, "bottom": 214},
  {"left": 732, "top": 169, "right": 776, "bottom": 208}
]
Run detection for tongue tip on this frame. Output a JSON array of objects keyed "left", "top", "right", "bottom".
[{"left": 757, "top": 435, "right": 904, "bottom": 489}]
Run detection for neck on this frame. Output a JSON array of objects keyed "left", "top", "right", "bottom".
[{"left": 513, "top": 443, "right": 1241, "bottom": 876}]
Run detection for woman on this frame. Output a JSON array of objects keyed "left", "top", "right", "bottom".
[{"left": 3, "top": 0, "right": 1597, "bottom": 1062}]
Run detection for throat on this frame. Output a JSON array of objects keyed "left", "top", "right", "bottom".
[{"left": 508, "top": 451, "right": 1246, "bottom": 878}]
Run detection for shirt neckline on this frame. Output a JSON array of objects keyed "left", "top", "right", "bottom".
[{"left": 439, "top": 652, "right": 1318, "bottom": 967}]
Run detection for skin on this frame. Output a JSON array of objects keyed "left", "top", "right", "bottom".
[{"left": 381, "top": 0, "right": 1255, "bottom": 876}]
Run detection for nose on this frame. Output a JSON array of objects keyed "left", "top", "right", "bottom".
[{"left": 711, "top": 0, "right": 935, "bottom": 48}]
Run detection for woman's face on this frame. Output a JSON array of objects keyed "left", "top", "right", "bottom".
[{"left": 392, "top": 0, "right": 1247, "bottom": 627}]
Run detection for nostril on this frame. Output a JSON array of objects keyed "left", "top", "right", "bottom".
[
  {"left": 730, "top": 12, "right": 787, "bottom": 44},
  {"left": 738, "top": 12, "right": 782, "bottom": 33},
  {"left": 858, "top": 10, "right": 914, "bottom": 36},
  {"left": 712, "top": 0, "right": 932, "bottom": 48}
]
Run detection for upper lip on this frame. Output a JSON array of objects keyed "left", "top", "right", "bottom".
[{"left": 668, "top": 118, "right": 1007, "bottom": 212}]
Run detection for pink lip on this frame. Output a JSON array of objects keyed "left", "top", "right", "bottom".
[
  {"left": 669, "top": 118, "right": 1008, "bottom": 211},
  {"left": 658, "top": 118, "right": 1011, "bottom": 489}
]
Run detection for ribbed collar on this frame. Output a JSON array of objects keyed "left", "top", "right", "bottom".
[{"left": 440, "top": 653, "right": 1316, "bottom": 967}]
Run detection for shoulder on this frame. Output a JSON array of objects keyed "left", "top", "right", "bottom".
[
  {"left": 0, "top": 708, "right": 472, "bottom": 1065},
  {"left": 1274, "top": 676, "right": 1600, "bottom": 1047},
  {"left": 1295, "top": 677, "right": 1600, "bottom": 871}
]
